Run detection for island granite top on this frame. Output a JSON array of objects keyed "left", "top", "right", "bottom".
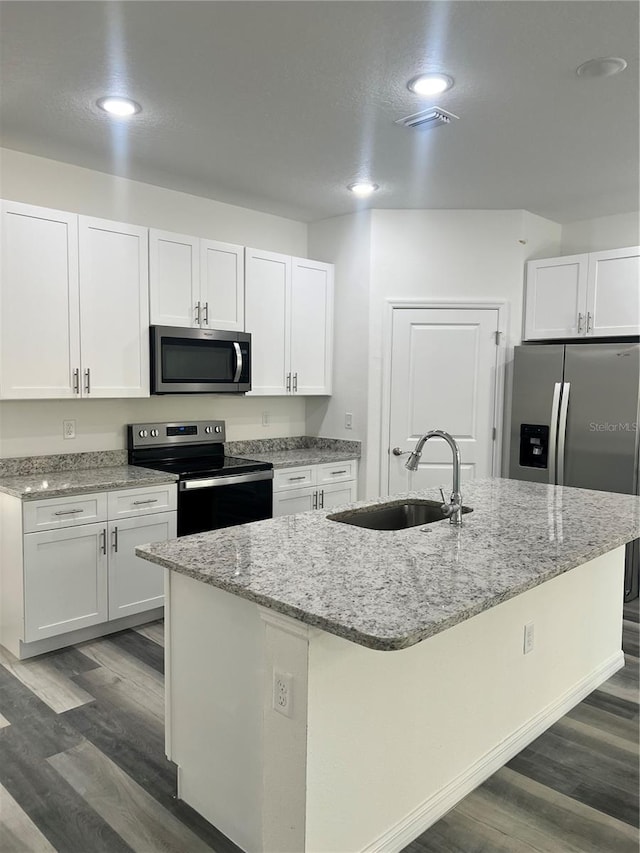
[
  {"left": 0, "top": 466, "right": 178, "bottom": 500},
  {"left": 136, "top": 477, "right": 640, "bottom": 651}
]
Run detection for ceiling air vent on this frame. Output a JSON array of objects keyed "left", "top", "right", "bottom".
[{"left": 394, "top": 106, "right": 459, "bottom": 131}]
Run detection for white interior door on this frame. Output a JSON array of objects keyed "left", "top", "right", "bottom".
[{"left": 388, "top": 307, "right": 500, "bottom": 496}]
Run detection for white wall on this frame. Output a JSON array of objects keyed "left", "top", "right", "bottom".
[
  {"left": 306, "top": 211, "right": 371, "bottom": 447},
  {"left": 0, "top": 148, "right": 309, "bottom": 458},
  {"left": 561, "top": 211, "right": 639, "bottom": 254},
  {"left": 308, "top": 208, "right": 561, "bottom": 497}
]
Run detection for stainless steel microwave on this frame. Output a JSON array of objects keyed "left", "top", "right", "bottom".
[{"left": 150, "top": 326, "right": 251, "bottom": 394}]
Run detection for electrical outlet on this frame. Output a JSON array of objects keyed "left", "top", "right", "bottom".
[
  {"left": 63, "top": 419, "right": 76, "bottom": 440},
  {"left": 273, "top": 670, "right": 293, "bottom": 717},
  {"left": 523, "top": 622, "right": 535, "bottom": 655},
  {"left": 262, "top": 411, "right": 269, "bottom": 426},
  {"left": 345, "top": 412, "right": 353, "bottom": 430}
]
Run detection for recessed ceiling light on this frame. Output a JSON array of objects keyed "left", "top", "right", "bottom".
[
  {"left": 96, "top": 96, "right": 142, "bottom": 117},
  {"left": 348, "top": 182, "right": 379, "bottom": 198},
  {"left": 576, "top": 57, "right": 627, "bottom": 79},
  {"left": 407, "top": 74, "right": 453, "bottom": 96}
]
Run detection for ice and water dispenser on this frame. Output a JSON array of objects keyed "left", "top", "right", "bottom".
[{"left": 519, "top": 424, "right": 549, "bottom": 469}]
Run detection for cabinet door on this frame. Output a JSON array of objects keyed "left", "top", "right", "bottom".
[
  {"left": 149, "top": 229, "right": 200, "bottom": 327},
  {"left": 23, "top": 522, "right": 108, "bottom": 642},
  {"left": 290, "top": 258, "right": 334, "bottom": 394},
  {"left": 587, "top": 247, "right": 640, "bottom": 337},
  {"left": 245, "top": 248, "right": 291, "bottom": 395},
  {"left": 524, "top": 255, "right": 588, "bottom": 340},
  {"left": 0, "top": 200, "right": 80, "bottom": 399},
  {"left": 272, "top": 487, "right": 316, "bottom": 517},
  {"left": 200, "top": 240, "right": 245, "bottom": 332},
  {"left": 108, "top": 513, "right": 176, "bottom": 620},
  {"left": 319, "top": 481, "right": 357, "bottom": 510},
  {"left": 78, "top": 217, "right": 149, "bottom": 397}
]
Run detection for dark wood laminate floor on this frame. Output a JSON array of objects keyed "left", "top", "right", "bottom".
[{"left": 1, "top": 600, "right": 638, "bottom": 853}]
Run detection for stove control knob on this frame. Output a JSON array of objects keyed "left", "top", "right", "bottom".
[
  {"left": 150, "top": 429, "right": 159, "bottom": 437},
  {"left": 138, "top": 429, "right": 148, "bottom": 438},
  {"left": 215, "top": 426, "right": 222, "bottom": 434},
  {"left": 204, "top": 426, "right": 213, "bottom": 434}
]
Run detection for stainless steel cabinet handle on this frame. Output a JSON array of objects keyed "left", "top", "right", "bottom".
[
  {"left": 132, "top": 498, "right": 158, "bottom": 505},
  {"left": 195, "top": 301, "right": 201, "bottom": 325},
  {"left": 100, "top": 528, "right": 107, "bottom": 555},
  {"left": 586, "top": 312, "right": 593, "bottom": 333},
  {"left": 577, "top": 313, "right": 583, "bottom": 333},
  {"left": 293, "top": 372, "right": 298, "bottom": 393},
  {"left": 319, "top": 489, "right": 324, "bottom": 508},
  {"left": 312, "top": 491, "right": 318, "bottom": 510},
  {"left": 203, "top": 302, "right": 209, "bottom": 325},
  {"left": 112, "top": 526, "right": 118, "bottom": 552},
  {"left": 286, "top": 372, "right": 291, "bottom": 393},
  {"left": 288, "top": 476, "right": 306, "bottom": 481},
  {"left": 330, "top": 470, "right": 347, "bottom": 475},
  {"left": 73, "top": 368, "right": 80, "bottom": 394},
  {"left": 54, "top": 508, "right": 83, "bottom": 516},
  {"left": 392, "top": 447, "right": 409, "bottom": 456},
  {"left": 84, "top": 368, "right": 91, "bottom": 394}
]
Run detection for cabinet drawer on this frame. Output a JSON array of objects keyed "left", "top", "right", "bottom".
[
  {"left": 317, "top": 459, "right": 357, "bottom": 485},
  {"left": 273, "top": 466, "right": 316, "bottom": 492},
  {"left": 23, "top": 492, "right": 107, "bottom": 533},
  {"left": 107, "top": 484, "right": 177, "bottom": 519}
]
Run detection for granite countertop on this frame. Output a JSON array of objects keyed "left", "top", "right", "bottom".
[
  {"left": 243, "top": 449, "right": 359, "bottom": 469},
  {"left": 136, "top": 478, "right": 640, "bottom": 651},
  {"left": 0, "top": 466, "right": 178, "bottom": 500}
]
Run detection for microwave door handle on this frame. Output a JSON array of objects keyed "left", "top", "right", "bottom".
[{"left": 233, "top": 342, "right": 243, "bottom": 383}]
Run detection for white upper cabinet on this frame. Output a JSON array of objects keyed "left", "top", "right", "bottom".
[
  {"left": 524, "top": 247, "right": 639, "bottom": 340},
  {"left": 149, "top": 230, "right": 200, "bottom": 327},
  {"left": 1, "top": 201, "right": 80, "bottom": 398},
  {"left": 245, "top": 248, "right": 291, "bottom": 395},
  {"left": 79, "top": 217, "right": 149, "bottom": 398},
  {"left": 290, "top": 257, "right": 333, "bottom": 395},
  {"left": 149, "top": 229, "right": 244, "bottom": 332},
  {"left": 587, "top": 247, "right": 640, "bottom": 337},
  {"left": 245, "top": 248, "right": 333, "bottom": 395},
  {"left": 0, "top": 202, "right": 150, "bottom": 399}
]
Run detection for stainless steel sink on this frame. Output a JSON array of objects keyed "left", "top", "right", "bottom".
[{"left": 327, "top": 499, "right": 473, "bottom": 531}]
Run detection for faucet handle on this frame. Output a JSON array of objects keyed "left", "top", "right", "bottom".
[{"left": 439, "top": 488, "right": 447, "bottom": 504}]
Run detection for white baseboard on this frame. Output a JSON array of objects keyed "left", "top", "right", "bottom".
[{"left": 361, "top": 651, "right": 625, "bottom": 853}]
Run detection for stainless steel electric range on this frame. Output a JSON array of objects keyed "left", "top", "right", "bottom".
[{"left": 127, "top": 421, "right": 273, "bottom": 537}]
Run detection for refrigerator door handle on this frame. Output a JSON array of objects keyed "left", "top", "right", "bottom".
[
  {"left": 548, "top": 382, "right": 562, "bottom": 485},
  {"left": 557, "top": 382, "right": 571, "bottom": 486}
]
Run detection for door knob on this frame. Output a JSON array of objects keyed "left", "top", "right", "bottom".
[{"left": 392, "top": 447, "right": 409, "bottom": 456}]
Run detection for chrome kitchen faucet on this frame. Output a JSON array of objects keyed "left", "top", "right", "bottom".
[{"left": 405, "top": 430, "right": 463, "bottom": 525}]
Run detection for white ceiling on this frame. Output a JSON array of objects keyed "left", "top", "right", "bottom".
[{"left": 1, "top": 1, "right": 638, "bottom": 224}]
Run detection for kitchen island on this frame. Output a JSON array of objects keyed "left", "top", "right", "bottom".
[{"left": 136, "top": 478, "right": 640, "bottom": 853}]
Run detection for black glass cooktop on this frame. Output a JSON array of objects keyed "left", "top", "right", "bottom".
[{"left": 135, "top": 455, "right": 272, "bottom": 479}]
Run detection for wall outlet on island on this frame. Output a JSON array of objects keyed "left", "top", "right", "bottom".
[
  {"left": 63, "top": 419, "right": 76, "bottom": 440},
  {"left": 262, "top": 411, "right": 269, "bottom": 426},
  {"left": 523, "top": 622, "right": 535, "bottom": 655},
  {"left": 273, "top": 670, "right": 293, "bottom": 717}
]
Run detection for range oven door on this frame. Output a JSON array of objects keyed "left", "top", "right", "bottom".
[
  {"left": 177, "top": 470, "right": 273, "bottom": 536},
  {"left": 151, "top": 326, "right": 251, "bottom": 394}
]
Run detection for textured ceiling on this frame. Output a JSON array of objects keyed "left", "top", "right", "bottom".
[{"left": 0, "top": 1, "right": 638, "bottom": 224}]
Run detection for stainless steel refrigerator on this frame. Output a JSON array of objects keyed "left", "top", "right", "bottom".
[{"left": 508, "top": 342, "right": 640, "bottom": 600}]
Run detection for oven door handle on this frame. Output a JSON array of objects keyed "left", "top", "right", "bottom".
[
  {"left": 180, "top": 470, "right": 273, "bottom": 490},
  {"left": 233, "top": 342, "right": 243, "bottom": 383}
]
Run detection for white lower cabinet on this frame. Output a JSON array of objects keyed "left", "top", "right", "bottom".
[
  {"left": 1, "top": 484, "right": 177, "bottom": 657},
  {"left": 23, "top": 522, "right": 108, "bottom": 643},
  {"left": 272, "top": 460, "right": 358, "bottom": 518}
]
